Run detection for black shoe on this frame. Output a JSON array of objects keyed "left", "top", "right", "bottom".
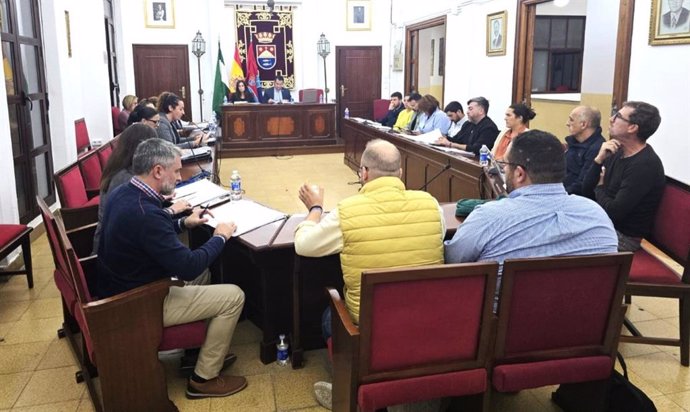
[{"left": 180, "top": 352, "right": 238, "bottom": 376}]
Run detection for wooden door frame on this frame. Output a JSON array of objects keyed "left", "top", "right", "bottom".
[
  {"left": 512, "top": 0, "right": 634, "bottom": 111},
  {"left": 405, "top": 15, "right": 447, "bottom": 95}
]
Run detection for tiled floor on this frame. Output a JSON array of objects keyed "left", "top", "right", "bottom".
[{"left": 0, "top": 153, "right": 688, "bottom": 411}]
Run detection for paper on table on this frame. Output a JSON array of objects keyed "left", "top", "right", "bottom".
[
  {"left": 205, "top": 199, "right": 287, "bottom": 237},
  {"left": 400, "top": 128, "right": 443, "bottom": 145},
  {"left": 433, "top": 146, "right": 475, "bottom": 158},
  {"left": 174, "top": 179, "right": 228, "bottom": 207}
]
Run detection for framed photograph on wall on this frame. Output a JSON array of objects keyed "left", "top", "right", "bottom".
[
  {"left": 346, "top": 0, "right": 371, "bottom": 31},
  {"left": 145, "top": 0, "right": 175, "bottom": 29},
  {"left": 649, "top": 0, "right": 690, "bottom": 45},
  {"left": 486, "top": 11, "right": 507, "bottom": 56}
]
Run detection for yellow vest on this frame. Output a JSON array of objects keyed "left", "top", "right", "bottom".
[{"left": 338, "top": 176, "right": 444, "bottom": 323}]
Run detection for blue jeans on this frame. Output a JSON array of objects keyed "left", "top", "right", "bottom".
[{"left": 321, "top": 307, "right": 332, "bottom": 340}]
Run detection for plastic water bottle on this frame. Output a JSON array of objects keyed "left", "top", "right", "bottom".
[
  {"left": 208, "top": 113, "right": 217, "bottom": 135},
  {"left": 230, "top": 170, "right": 242, "bottom": 201},
  {"left": 344, "top": 107, "right": 350, "bottom": 119},
  {"left": 319, "top": 94, "right": 325, "bottom": 104},
  {"left": 479, "top": 144, "right": 490, "bottom": 167},
  {"left": 276, "top": 334, "right": 289, "bottom": 366}
]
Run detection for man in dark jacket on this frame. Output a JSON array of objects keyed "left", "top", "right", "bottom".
[
  {"left": 563, "top": 106, "right": 605, "bottom": 197},
  {"left": 377, "top": 91, "right": 404, "bottom": 126},
  {"left": 456, "top": 96, "right": 499, "bottom": 155}
]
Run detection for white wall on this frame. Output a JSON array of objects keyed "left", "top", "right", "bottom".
[
  {"left": 580, "top": 0, "right": 617, "bottom": 95},
  {"left": 628, "top": 0, "right": 690, "bottom": 184}
]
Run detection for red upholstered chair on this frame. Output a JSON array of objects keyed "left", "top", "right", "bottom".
[
  {"left": 96, "top": 143, "right": 113, "bottom": 169},
  {"left": 51, "top": 208, "right": 207, "bottom": 411},
  {"left": 53, "top": 161, "right": 100, "bottom": 232},
  {"left": 298, "top": 88, "right": 324, "bottom": 103},
  {"left": 622, "top": 176, "right": 690, "bottom": 365},
  {"left": 372, "top": 99, "right": 390, "bottom": 122},
  {"left": 75, "top": 118, "right": 91, "bottom": 156},
  {"left": 493, "top": 254, "right": 632, "bottom": 411},
  {"left": 0, "top": 224, "right": 33, "bottom": 288},
  {"left": 330, "top": 262, "right": 498, "bottom": 412},
  {"left": 111, "top": 107, "right": 122, "bottom": 136},
  {"left": 78, "top": 149, "right": 103, "bottom": 198}
]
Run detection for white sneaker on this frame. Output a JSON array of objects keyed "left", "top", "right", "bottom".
[{"left": 314, "top": 381, "right": 332, "bottom": 410}]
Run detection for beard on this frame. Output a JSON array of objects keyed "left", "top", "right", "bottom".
[{"left": 160, "top": 180, "right": 176, "bottom": 196}]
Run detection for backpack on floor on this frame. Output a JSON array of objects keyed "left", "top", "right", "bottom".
[{"left": 608, "top": 352, "right": 656, "bottom": 412}]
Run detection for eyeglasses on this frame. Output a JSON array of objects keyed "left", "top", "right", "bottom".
[
  {"left": 613, "top": 111, "right": 634, "bottom": 124},
  {"left": 495, "top": 159, "right": 527, "bottom": 171},
  {"left": 146, "top": 118, "right": 160, "bottom": 126}
]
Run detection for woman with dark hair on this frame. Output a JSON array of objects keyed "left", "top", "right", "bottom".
[
  {"left": 492, "top": 103, "right": 536, "bottom": 160},
  {"left": 230, "top": 80, "right": 258, "bottom": 103},
  {"left": 92, "top": 125, "right": 193, "bottom": 254},
  {"left": 156, "top": 92, "right": 205, "bottom": 148},
  {"left": 127, "top": 105, "right": 160, "bottom": 128},
  {"left": 413, "top": 94, "right": 451, "bottom": 135}
]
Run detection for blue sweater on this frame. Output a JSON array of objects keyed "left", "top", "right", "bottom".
[{"left": 96, "top": 181, "right": 225, "bottom": 298}]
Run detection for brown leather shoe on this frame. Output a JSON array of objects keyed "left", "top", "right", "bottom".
[{"left": 186, "top": 375, "right": 247, "bottom": 399}]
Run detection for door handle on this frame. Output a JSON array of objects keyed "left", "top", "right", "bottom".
[
  {"left": 179, "top": 86, "right": 186, "bottom": 99},
  {"left": 340, "top": 85, "right": 347, "bottom": 97},
  {"left": 21, "top": 92, "right": 33, "bottom": 110}
]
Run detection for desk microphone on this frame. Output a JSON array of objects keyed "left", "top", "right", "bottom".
[
  {"left": 418, "top": 163, "right": 451, "bottom": 191},
  {"left": 183, "top": 120, "right": 213, "bottom": 182}
]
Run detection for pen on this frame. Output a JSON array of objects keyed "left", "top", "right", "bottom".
[{"left": 200, "top": 204, "right": 210, "bottom": 217}]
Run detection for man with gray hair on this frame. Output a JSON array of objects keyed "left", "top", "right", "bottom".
[
  {"left": 97, "top": 138, "right": 247, "bottom": 399},
  {"left": 294, "top": 139, "right": 445, "bottom": 409},
  {"left": 564, "top": 105, "right": 605, "bottom": 197}
]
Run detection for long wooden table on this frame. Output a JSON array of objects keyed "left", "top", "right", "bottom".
[
  {"left": 341, "top": 119, "right": 492, "bottom": 201},
  {"left": 219, "top": 103, "right": 337, "bottom": 157}
]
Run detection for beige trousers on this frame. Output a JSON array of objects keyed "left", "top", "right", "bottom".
[{"left": 163, "top": 282, "right": 245, "bottom": 379}]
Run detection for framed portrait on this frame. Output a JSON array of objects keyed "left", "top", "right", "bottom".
[
  {"left": 486, "top": 11, "right": 507, "bottom": 56},
  {"left": 145, "top": 0, "right": 175, "bottom": 29},
  {"left": 346, "top": 0, "right": 371, "bottom": 31},
  {"left": 649, "top": 0, "right": 690, "bottom": 45}
]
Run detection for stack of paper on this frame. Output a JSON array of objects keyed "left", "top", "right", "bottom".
[
  {"left": 174, "top": 179, "right": 228, "bottom": 207},
  {"left": 205, "top": 199, "right": 287, "bottom": 237}
]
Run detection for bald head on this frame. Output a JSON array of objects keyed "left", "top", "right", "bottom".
[
  {"left": 360, "top": 139, "right": 402, "bottom": 180},
  {"left": 567, "top": 105, "right": 601, "bottom": 141}
]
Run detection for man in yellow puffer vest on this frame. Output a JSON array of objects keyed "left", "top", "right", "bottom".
[{"left": 294, "top": 138, "right": 445, "bottom": 410}]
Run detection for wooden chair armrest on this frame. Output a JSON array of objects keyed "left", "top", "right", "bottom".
[
  {"left": 60, "top": 204, "right": 99, "bottom": 231},
  {"left": 84, "top": 278, "right": 176, "bottom": 310},
  {"left": 328, "top": 287, "right": 359, "bottom": 337}
]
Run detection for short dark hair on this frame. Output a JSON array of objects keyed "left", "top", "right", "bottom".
[
  {"left": 127, "top": 105, "right": 158, "bottom": 126},
  {"left": 507, "top": 130, "right": 565, "bottom": 184},
  {"left": 408, "top": 92, "right": 422, "bottom": 102},
  {"left": 467, "top": 97, "right": 490, "bottom": 115},
  {"left": 509, "top": 103, "right": 536, "bottom": 124},
  {"left": 275, "top": 75, "right": 285, "bottom": 83},
  {"left": 390, "top": 91, "right": 403, "bottom": 100},
  {"left": 623, "top": 101, "right": 661, "bottom": 141},
  {"left": 444, "top": 101, "right": 464, "bottom": 114},
  {"left": 158, "top": 92, "right": 181, "bottom": 114}
]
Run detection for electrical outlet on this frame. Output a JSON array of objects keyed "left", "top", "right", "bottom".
[{"left": 91, "top": 139, "right": 102, "bottom": 147}]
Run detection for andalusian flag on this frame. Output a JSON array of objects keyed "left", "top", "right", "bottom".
[
  {"left": 228, "top": 44, "right": 245, "bottom": 93},
  {"left": 212, "top": 41, "right": 229, "bottom": 118}
]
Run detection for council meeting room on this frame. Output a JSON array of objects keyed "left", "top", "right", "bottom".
[{"left": 1, "top": 0, "right": 689, "bottom": 411}]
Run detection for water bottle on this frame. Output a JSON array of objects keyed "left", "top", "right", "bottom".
[
  {"left": 230, "top": 170, "right": 242, "bottom": 201},
  {"left": 344, "top": 107, "right": 350, "bottom": 119},
  {"left": 276, "top": 334, "right": 289, "bottom": 366},
  {"left": 208, "top": 113, "right": 217, "bottom": 135},
  {"left": 319, "top": 94, "right": 325, "bottom": 104},
  {"left": 479, "top": 144, "right": 490, "bottom": 167}
]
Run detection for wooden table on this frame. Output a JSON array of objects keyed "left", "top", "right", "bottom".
[
  {"left": 341, "top": 119, "right": 493, "bottom": 201},
  {"left": 219, "top": 103, "right": 337, "bottom": 157}
]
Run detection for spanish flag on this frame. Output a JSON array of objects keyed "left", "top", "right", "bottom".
[{"left": 228, "top": 44, "right": 245, "bottom": 93}]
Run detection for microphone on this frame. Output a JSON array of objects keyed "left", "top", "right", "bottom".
[
  {"left": 181, "top": 119, "right": 213, "bottom": 182},
  {"left": 418, "top": 163, "right": 451, "bottom": 191}
]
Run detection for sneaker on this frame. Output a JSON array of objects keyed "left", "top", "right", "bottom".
[
  {"left": 180, "top": 352, "right": 238, "bottom": 375},
  {"left": 186, "top": 375, "right": 247, "bottom": 399},
  {"left": 314, "top": 381, "right": 332, "bottom": 410}
]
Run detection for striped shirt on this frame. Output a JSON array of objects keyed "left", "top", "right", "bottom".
[{"left": 444, "top": 183, "right": 618, "bottom": 264}]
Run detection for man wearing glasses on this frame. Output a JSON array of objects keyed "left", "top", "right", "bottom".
[
  {"left": 445, "top": 130, "right": 617, "bottom": 268},
  {"left": 582, "top": 101, "right": 665, "bottom": 252},
  {"left": 293, "top": 139, "right": 445, "bottom": 409}
]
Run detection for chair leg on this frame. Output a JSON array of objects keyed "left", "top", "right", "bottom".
[
  {"left": 20, "top": 235, "right": 33, "bottom": 289},
  {"left": 624, "top": 293, "right": 631, "bottom": 304},
  {"left": 680, "top": 296, "right": 690, "bottom": 367}
]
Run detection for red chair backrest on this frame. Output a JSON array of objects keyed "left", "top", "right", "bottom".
[
  {"left": 54, "top": 213, "right": 94, "bottom": 303},
  {"left": 54, "top": 163, "right": 89, "bottom": 208},
  {"left": 358, "top": 263, "right": 497, "bottom": 379},
  {"left": 111, "top": 107, "right": 122, "bottom": 136},
  {"left": 78, "top": 150, "right": 103, "bottom": 193},
  {"left": 649, "top": 177, "right": 690, "bottom": 266},
  {"left": 298, "top": 88, "right": 324, "bottom": 103},
  {"left": 97, "top": 144, "right": 113, "bottom": 169},
  {"left": 372, "top": 99, "right": 390, "bottom": 121},
  {"left": 496, "top": 254, "right": 631, "bottom": 362},
  {"left": 75, "top": 118, "right": 91, "bottom": 154}
]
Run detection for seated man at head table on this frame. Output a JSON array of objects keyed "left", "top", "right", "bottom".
[
  {"left": 293, "top": 138, "right": 446, "bottom": 410},
  {"left": 156, "top": 91, "right": 208, "bottom": 148},
  {"left": 376, "top": 91, "right": 404, "bottom": 127},
  {"left": 97, "top": 138, "right": 247, "bottom": 399},
  {"left": 445, "top": 130, "right": 618, "bottom": 289},
  {"left": 445, "top": 96, "right": 500, "bottom": 156},
  {"left": 261, "top": 74, "right": 293, "bottom": 104},
  {"left": 581, "top": 101, "right": 665, "bottom": 252},
  {"left": 563, "top": 105, "right": 605, "bottom": 197},
  {"left": 434, "top": 100, "right": 473, "bottom": 149}
]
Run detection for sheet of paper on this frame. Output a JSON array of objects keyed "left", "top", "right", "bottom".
[
  {"left": 174, "top": 179, "right": 228, "bottom": 207},
  {"left": 432, "top": 146, "right": 475, "bottom": 158},
  {"left": 397, "top": 128, "right": 443, "bottom": 145},
  {"left": 205, "top": 199, "right": 287, "bottom": 237}
]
